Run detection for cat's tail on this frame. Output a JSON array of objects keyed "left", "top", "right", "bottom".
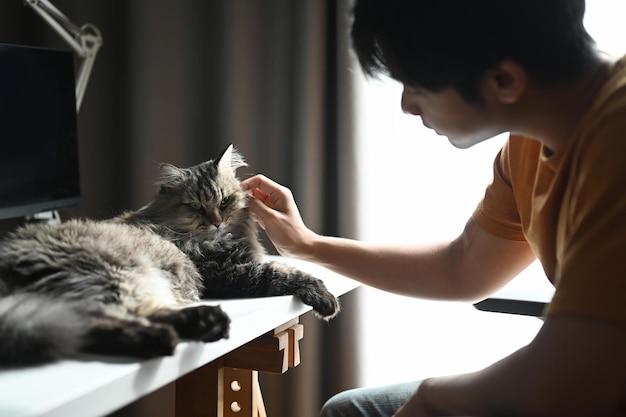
[{"left": 0, "top": 293, "right": 87, "bottom": 366}]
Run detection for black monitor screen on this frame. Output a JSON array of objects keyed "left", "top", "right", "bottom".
[{"left": 0, "top": 43, "right": 80, "bottom": 220}]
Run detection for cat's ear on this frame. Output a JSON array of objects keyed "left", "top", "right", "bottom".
[
  {"left": 217, "top": 144, "right": 247, "bottom": 177},
  {"left": 157, "top": 163, "right": 187, "bottom": 191}
]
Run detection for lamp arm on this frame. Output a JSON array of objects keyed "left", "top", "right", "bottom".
[{"left": 24, "top": 0, "right": 102, "bottom": 111}]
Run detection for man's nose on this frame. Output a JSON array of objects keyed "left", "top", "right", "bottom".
[{"left": 401, "top": 87, "right": 421, "bottom": 116}]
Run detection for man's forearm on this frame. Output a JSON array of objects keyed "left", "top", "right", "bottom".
[
  {"left": 302, "top": 233, "right": 489, "bottom": 300},
  {"left": 302, "top": 220, "right": 535, "bottom": 301}
]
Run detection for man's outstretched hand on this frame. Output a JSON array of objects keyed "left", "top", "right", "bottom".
[{"left": 241, "top": 174, "right": 317, "bottom": 258}]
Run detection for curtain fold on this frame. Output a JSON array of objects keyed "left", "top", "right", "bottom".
[{"left": 0, "top": 1, "right": 360, "bottom": 416}]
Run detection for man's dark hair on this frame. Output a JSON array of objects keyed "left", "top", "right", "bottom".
[{"left": 351, "top": 0, "right": 598, "bottom": 104}]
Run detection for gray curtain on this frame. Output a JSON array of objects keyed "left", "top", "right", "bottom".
[{"left": 0, "top": 1, "right": 360, "bottom": 416}]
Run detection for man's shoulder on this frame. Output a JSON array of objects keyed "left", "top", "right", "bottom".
[{"left": 587, "top": 56, "right": 626, "bottom": 120}]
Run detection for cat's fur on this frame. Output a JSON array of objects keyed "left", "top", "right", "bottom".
[{"left": 0, "top": 145, "right": 339, "bottom": 366}]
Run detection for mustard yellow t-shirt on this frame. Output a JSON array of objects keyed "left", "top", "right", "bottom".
[{"left": 473, "top": 57, "right": 626, "bottom": 323}]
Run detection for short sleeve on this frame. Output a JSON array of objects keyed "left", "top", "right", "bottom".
[{"left": 472, "top": 138, "right": 527, "bottom": 242}]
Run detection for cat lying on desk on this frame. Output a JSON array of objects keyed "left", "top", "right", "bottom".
[{"left": 0, "top": 145, "right": 339, "bottom": 366}]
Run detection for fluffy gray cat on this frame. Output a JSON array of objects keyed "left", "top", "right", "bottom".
[{"left": 0, "top": 145, "right": 339, "bottom": 366}]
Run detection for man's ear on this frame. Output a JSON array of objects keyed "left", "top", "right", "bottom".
[{"left": 486, "top": 60, "right": 527, "bottom": 104}]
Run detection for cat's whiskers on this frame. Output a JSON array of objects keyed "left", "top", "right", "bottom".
[{"left": 159, "top": 225, "right": 196, "bottom": 242}]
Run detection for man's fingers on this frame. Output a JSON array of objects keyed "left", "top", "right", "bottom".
[
  {"left": 248, "top": 187, "right": 277, "bottom": 211},
  {"left": 251, "top": 187, "right": 270, "bottom": 203},
  {"left": 241, "top": 174, "right": 274, "bottom": 192},
  {"left": 241, "top": 174, "right": 288, "bottom": 196},
  {"left": 240, "top": 175, "right": 260, "bottom": 191},
  {"left": 246, "top": 192, "right": 277, "bottom": 217}
]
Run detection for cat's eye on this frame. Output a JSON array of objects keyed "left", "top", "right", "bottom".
[
  {"left": 189, "top": 201, "right": 202, "bottom": 210},
  {"left": 220, "top": 196, "right": 231, "bottom": 207}
]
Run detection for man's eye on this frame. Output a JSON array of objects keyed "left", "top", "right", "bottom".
[
  {"left": 404, "top": 84, "right": 428, "bottom": 96},
  {"left": 189, "top": 201, "right": 202, "bottom": 210}
]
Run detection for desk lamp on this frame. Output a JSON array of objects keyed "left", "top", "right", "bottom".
[{"left": 24, "top": 0, "right": 102, "bottom": 112}]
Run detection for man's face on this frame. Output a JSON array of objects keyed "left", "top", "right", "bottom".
[{"left": 400, "top": 84, "right": 506, "bottom": 149}]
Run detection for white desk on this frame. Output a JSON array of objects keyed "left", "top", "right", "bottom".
[{"left": 0, "top": 257, "right": 359, "bottom": 417}]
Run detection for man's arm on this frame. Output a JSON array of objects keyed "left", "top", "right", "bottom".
[
  {"left": 301, "top": 219, "right": 535, "bottom": 302},
  {"left": 242, "top": 174, "right": 536, "bottom": 302},
  {"left": 399, "top": 315, "right": 626, "bottom": 416}
]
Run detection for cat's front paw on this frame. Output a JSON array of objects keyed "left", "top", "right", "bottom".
[
  {"left": 176, "top": 305, "right": 231, "bottom": 342},
  {"left": 312, "top": 292, "right": 341, "bottom": 320},
  {"left": 297, "top": 281, "right": 340, "bottom": 320}
]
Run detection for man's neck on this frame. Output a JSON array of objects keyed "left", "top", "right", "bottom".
[{"left": 512, "top": 53, "right": 617, "bottom": 155}]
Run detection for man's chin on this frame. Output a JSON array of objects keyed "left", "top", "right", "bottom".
[{"left": 446, "top": 135, "right": 491, "bottom": 149}]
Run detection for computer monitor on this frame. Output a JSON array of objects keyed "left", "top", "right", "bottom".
[{"left": 0, "top": 42, "right": 81, "bottom": 220}]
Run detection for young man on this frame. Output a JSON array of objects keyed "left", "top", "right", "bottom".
[{"left": 241, "top": 0, "right": 626, "bottom": 415}]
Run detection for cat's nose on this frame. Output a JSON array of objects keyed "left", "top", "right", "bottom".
[{"left": 208, "top": 209, "right": 222, "bottom": 227}]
